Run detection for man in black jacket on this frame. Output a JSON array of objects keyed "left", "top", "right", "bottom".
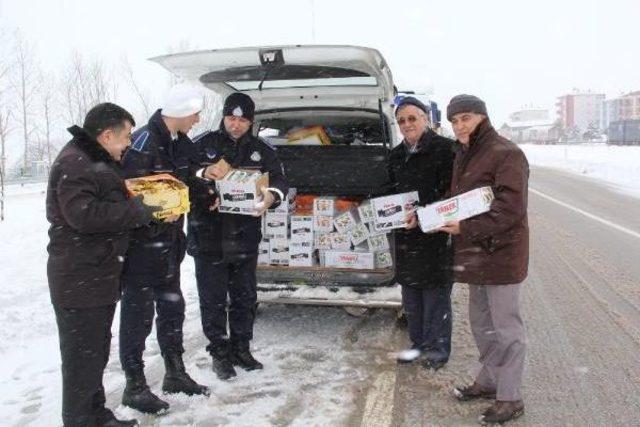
[
  {"left": 47, "top": 103, "right": 156, "bottom": 427},
  {"left": 118, "top": 84, "right": 210, "bottom": 414},
  {"left": 389, "top": 96, "right": 456, "bottom": 370},
  {"left": 188, "top": 92, "right": 288, "bottom": 380}
]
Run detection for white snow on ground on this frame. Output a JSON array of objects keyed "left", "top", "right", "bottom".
[
  {"left": 520, "top": 143, "right": 640, "bottom": 198},
  {"left": 0, "top": 183, "right": 388, "bottom": 427},
  {"left": 1, "top": 143, "right": 639, "bottom": 426}
]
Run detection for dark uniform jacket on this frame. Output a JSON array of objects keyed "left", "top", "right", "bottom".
[
  {"left": 120, "top": 109, "right": 201, "bottom": 279},
  {"left": 451, "top": 119, "right": 530, "bottom": 285},
  {"left": 388, "top": 128, "right": 455, "bottom": 287},
  {"left": 187, "top": 126, "right": 288, "bottom": 259},
  {"left": 46, "top": 126, "right": 153, "bottom": 308}
]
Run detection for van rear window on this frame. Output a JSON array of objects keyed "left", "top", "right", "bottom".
[{"left": 258, "top": 117, "right": 385, "bottom": 146}]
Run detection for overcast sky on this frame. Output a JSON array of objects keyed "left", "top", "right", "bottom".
[{"left": 1, "top": 0, "right": 639, "bottom": 128}]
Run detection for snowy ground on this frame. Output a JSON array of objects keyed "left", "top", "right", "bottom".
[
  {"left": 1, "top": 143, "right": 640, "bottom": 426},
  {"left": 520, "top": 143, "right": 640, "bottom": 198}
]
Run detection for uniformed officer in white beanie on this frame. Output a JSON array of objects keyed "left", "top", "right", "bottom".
[{"left": 117, "top": 83, "right": 211, "bottom": 415}]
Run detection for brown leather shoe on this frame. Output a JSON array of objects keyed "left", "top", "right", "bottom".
[
  {"left": 479, "top": 400, "right": 525, "bottom": 425},
  {"left": 452, "top": 382, "right": 497, "bottom": 401}
]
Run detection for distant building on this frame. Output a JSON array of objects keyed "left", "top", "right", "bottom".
[
  {"left": 498, "top": 108, "right": 561, "bottom": 144},
  {"left": 556, "top": 91, "right": 605, "bottom": 132}
]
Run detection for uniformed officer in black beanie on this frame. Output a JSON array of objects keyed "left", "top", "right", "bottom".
[{"left": 188, "top": 92, "right": 289, "bottom": 380}]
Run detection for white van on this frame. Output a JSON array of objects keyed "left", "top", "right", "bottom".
[{"left": 151, "top": 45, "right": 403, "bottom": 310}]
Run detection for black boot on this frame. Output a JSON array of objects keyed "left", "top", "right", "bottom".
[
  {"left": 122, "top": 369, "right": 169, "bottom": 415},
  {"left": 230, "top": 342, "right": 263, "bottom": 371},
  {"left": 209, "top": 342, "right": 237, "bottom": 380},
  {"left": 162, "top": 352, "right": 210, "bottom": 396},
  {"left": 95, "top": 407, "right": 139, "bottom": 427}
]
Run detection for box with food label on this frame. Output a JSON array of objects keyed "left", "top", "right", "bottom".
[
  {"left": 348, "top": 222, "right": 370, "bottom": 246},
  {"left": 314, "top": 233, "right": 333, "bottom": 250},
  {"left": 323, "top": 250, "right": 375, "bottom": 270},
  {"left": 264, "top": 211, "right": 288, "bottom": 239},
  {"left": 358, "top": 201, "right": 375, "bottom": 223},
  {"left": 313, "top": 214, "right": 334, "bottom": 234},
  {"left": 370, "top": 191, "right": 419, "bottom": 231},
  {"left": 269, "top": 238, "right": 289, "bottom": 266},
  {"left": 368, "top": 234, "right": 390, "bottom": 251},
  {"left": 375, "top": 250, "right": 393, "bottom": 269},
  {"left": 313, "top": 197, "right": 335, "bottom": 217},
  {"left": 125, "top": 173, "right": 190, "bottom": 220},
  {"left": 290, "top": 215, "right": 314, "bottom": 243},
  {"left": 258, "top": 240, "right": 270, "bottom": 265},
  {"left": 329, "top": 232, "right": 351, "bottom": 250},
  {"left": 289, "top": 243, "right": 315, "bottom": 267},
  {"left": 417, "top": 187, "right": 494, "bottom": 233},
  {"left": 333, "top": 209, "right": 359, "bottom": 234},
  {"left": 216, "top": 169, "right": 269, "bottom": 215}
]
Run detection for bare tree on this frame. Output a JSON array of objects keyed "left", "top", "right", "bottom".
[
  {"left": 38, "top": 70, "right": 56, "bottom": 167},
  {"left": 0, "top": 29, "right": 15, "bottom": 220},
  {"left": 11, "top": 30, "right": 40, "bottom": 176},
  {"left": 120, "top": 55, "right": 151, "bottom": 121},
  {"left": 61, "top": 51, "right": 117, "bottom": 126}
]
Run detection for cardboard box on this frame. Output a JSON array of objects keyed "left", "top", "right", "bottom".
[
  {"left": 417, "top": 187, "right": 494, "bottom": 233},
  {"left": 371, "top": 191, "right": 419, "bottom": 231},
  {"left": 357, "top": 201, "right": 375, "bottom": 223},
  {"left": 324, "top": 250, "right": 375, "bottom": 270},
  {"left": 348, "top": 222, "right": 370, "bottom": 246},
  {"left": 290, "top": 215, "right": 314, "bottom": 243},
  {"left": 286, "top": 125, "right": 331, "bottom": 145},
  {"left": 216, "top": 169, "right": 269, "bottom": 215},
  {"left": 258, "top": 240, "right": 270, "bottom": 265},
  {"left": 289, "top": 243, "right": 315, "bottom": 267},
  {"left": 269, "top": 238, "right": 289, "bottom": 266},
  {"left": 333, "top": 209, "right": 359, "bottom": 234},
  {"left": 125, "top": 173, "right": 190, "bottom": 220},
  {"left": 313, "top": 197, "right": 335, "bottom": 217},
  {"left": 375, "top": 250, "right": 393, "bottom": 269},
  {"left": 264, "top": 212, "right": 288, "bottom": 239},
  {"left": 330, "top": 232, "right": 352, "bottom": 250},
  {"left": 313, "top": 214, "right": 334, "bottom": 234},
  {"left": 314, "top": 233, "right": 333, "bottom": 250},
  {"left": 368, "top": 234, "right": 390, "bottom": 251},
  {"left": 366, "top": 222, "right": 388, "bottom": 237}
]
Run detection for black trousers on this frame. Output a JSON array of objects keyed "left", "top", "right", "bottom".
[
  {"left": 401, "top": 283, "right": 453, "bottom": 362},
  {"left": 54, "top": 304, "right": 116, "bottom": 427},
  {"left": 194, "top": 253, "right": 258, "bottom": 351}
]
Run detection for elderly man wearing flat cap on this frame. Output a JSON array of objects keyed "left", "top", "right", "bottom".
[
  {"left": 187, "top": 92, "right": 288, "bottom": 381},
  {"left": 118, "top": 83, "right": 212, "bottom": 415},
  {"left": 440, "top": 94, "right": 529, "bottom": 425},
  {"left": 388, "top": 96, "right": 456, "bottom": 371}
]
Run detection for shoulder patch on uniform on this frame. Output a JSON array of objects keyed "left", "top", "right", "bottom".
[
  {"left": 192, "top": 130, "right": 213, "bottom": 144},
  {"left": 131, "top": 131, "right": 150, "bottom": 152},
  {"left": 257, "top": 137, "right": 276, "bottom": 151}
]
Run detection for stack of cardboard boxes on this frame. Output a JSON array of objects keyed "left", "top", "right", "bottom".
[{"left": 258, "top": 191, "right": 408, "bottom": 270}]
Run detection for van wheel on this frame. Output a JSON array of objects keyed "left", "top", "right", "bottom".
[{"left": 343, "top": 306, "right": 369, "bottom": 317}]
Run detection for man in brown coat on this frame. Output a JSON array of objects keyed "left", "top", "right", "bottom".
[{"left": 439, "top": 94, "right": 529, "bottom": 425}]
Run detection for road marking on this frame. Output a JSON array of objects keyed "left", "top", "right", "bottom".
[
  {"left": 530, "top": 187, "right": 640, "bottom": 240},
  {"left": 360, "top": 370, "right": 396, "bottom": 427}
]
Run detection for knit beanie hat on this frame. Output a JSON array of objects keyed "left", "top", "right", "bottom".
[
  {"left": 395, "top": 96, "right": 431, "bottom": 116},
  {"left": 161, "top": 83, "right": 204, "bottom": 118},
  {"left": 446, "top": 94, "right": 488, "bottom": 120},
  {"left": 223, "top": 92, "right": 255, "bottom": 121}
]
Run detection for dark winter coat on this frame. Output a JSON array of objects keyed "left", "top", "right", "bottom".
[
  {"left": 450, "top": 119, "right": 529, "bottom": 285},
  {"left": 46, "top": 126, "right": 153, "bottom": 308},
  {"left": 388, "top": 128, "right": 455, "bottom": 288},
  {"left": 120, "top": 109, "right": 201, "bottom": 279},
  {"left": 187, "top": 126, "right": 288, "bottom": 259}
]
